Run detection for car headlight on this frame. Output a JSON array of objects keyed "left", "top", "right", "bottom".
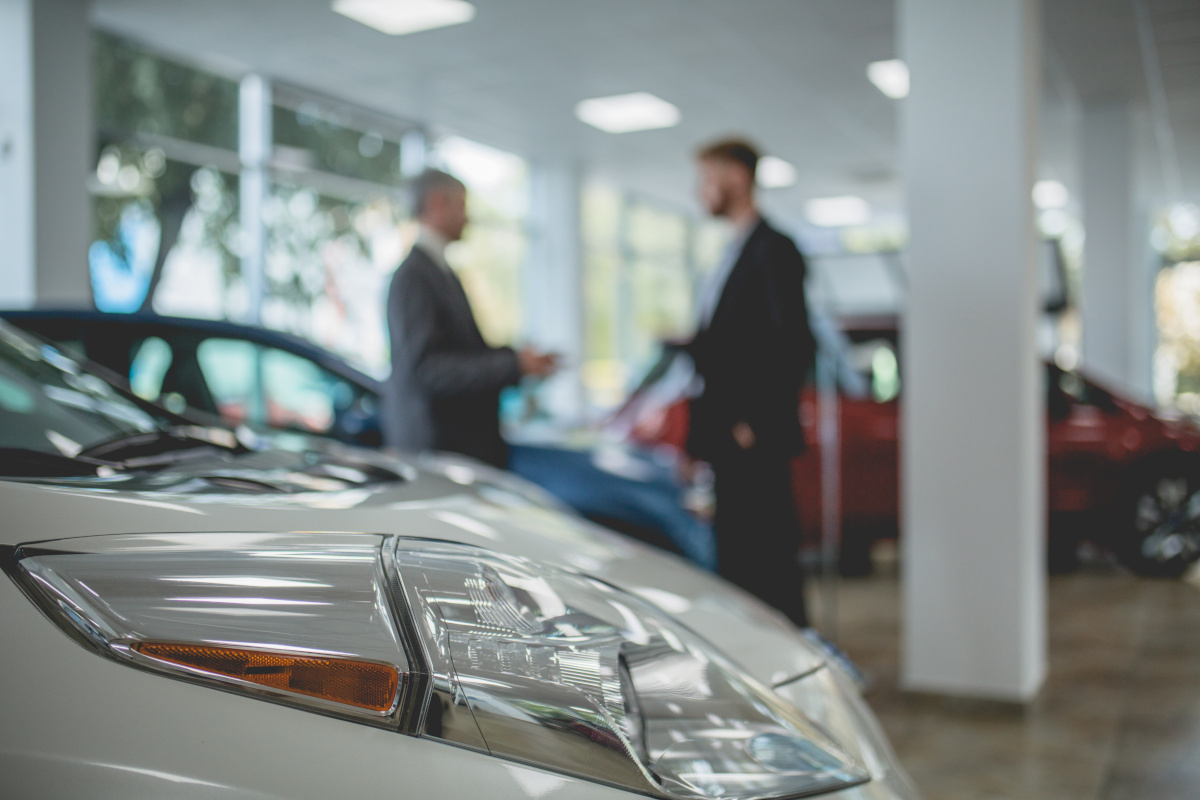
[{"left": 7, "top": 533, "right": 871, "bottom": 799}]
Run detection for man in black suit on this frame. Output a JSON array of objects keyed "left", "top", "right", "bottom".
[
  {"left": 384, "top": 169, "right": 557, "bottom": 468},
  {"left": 686, "top": 139, "right": 816, "bottom": 627}
]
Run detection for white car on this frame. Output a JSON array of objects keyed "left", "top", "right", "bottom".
[{"left": 0, "top": 319, "right": 920, "bottom": 800}]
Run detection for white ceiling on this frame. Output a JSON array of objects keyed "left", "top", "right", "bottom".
[{"left": 92, "top": 0, "right": 1200, "bottom": 229}]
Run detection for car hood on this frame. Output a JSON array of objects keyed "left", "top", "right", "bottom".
[{"left": 0, "top": 447, "right": 824, "bottom": 687}]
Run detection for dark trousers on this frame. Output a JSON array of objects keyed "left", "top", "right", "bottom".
[{"left": 713, "top": 450, "right": 808, "bottom": 628}]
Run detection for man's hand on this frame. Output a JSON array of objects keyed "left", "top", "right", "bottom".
[
  {"left": 518, "top": 347, "right": 560, "bottom": 379},
  {"left": 732, "top": 420, "right": 756, "bottom": 450}
]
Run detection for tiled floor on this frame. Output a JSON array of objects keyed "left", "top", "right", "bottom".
[{"left": 819, "top": 549, "right": 1200, "bottom": 800}]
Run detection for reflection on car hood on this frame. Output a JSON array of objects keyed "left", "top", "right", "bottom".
[{"left": 0, "top": 446, "right": 825, "bottom": 687}]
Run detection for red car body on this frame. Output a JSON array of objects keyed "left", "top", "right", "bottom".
[{"left": 632, "top": 316, "right": 1200, "bottom": 576}]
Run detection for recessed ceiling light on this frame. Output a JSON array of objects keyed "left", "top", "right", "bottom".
[
  {"left": 332, "top": 0, "right": 475, "bottom": 36},
  {"left": 1032, "top": 180, "right": 1069, "bottom": 210},
  {"left": 575, "top": 92, "right": 680, "bottom": 134},
  {"left": 867, "top": 59, "right": 909, "bottom": 99},
  {"left": 805, "top": 196, "right": 870, "bottom": 228},
  {"left": 757, "top": 156, "right": 797, "bottom": 189}
]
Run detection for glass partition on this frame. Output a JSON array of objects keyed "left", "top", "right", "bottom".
[{"left": 581, "top": 183, "right": 712, "bottom": 412}]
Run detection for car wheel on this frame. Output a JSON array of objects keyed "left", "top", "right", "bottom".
[{"left": 1117, "top": 461, "right": 1200, "bottom": 578}]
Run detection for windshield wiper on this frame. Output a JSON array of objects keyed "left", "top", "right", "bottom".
[
  {"left": 77, "top": 425, "right": 250, "bottom": 468},
  {"left": 0, "top": 448, "right": 119, "bottom": 478}
]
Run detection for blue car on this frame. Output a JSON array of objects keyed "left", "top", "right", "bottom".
[{"left": 0, "top": 309, "right": 715, "bottom": 568}]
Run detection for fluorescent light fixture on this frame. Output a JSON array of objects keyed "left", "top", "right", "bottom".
[
  {"left": 332, "top": 0, "right": 475, "bottom": 36},
  {"left": 575, "top": 92, "right": 680, "bottom": 134},
  {"left": 805, "top": 196, "right": 870, "bottom": 228},
  {"left": 1032, "top": 180, "right": 1069, "bottom": 209},
  {"left": 867, "top": 59, "right": 909, "bottom": 99},
  {"left": 757, "top": 156, "right": 797, "bottom": 189}
]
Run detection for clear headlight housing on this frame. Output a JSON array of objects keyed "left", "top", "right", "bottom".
[{"left": 7, "top": 533, "right": 872, "bottom": 799}]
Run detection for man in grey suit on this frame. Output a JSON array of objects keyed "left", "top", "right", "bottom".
[{"left": 384, "top": 169, "right": 557, "bottom": 468}]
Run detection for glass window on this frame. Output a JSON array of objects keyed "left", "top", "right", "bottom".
[
  {"left": 93, "top": 31, "right": 239, "bottom": 151},
  {"left": 0, "top": 324, "right": 157, "bottom": 456},
  {"left": 1154, "top": 260, "right": 1200, "bottom": 414},
  {"left": 257, "top": 91, "right": 424, "bottom": 377},
  {"left": 196, "top": 339, "right": 260, "bottom": 426},
  {"left": 581, "top": 184, "right": 625, "bottom": 409},
  {"left": 627, "top": 202, "right": 694, "bottom": 363},
  {"left": 581, "top": 183, "right": 698, "bottom": 411},
  {"left": 195, "top": 338, "right": 351, "bottom": 437},
  {"left": 129, "top": 337, "right": 174, "bottom": 402},
  {"left": 92, "top": 154, "right": 242, "bottom": 318},
  {"left": 91, "top": 30, "right": 243, "bottom": 317},
  {"left": 271, "top": 100, "right": 406, "bottom": 185},
  {"left": 148, "top": 165, "right": 242, "bottom": 320},
  {"left": 692, "top": 219, "right": 730, "bottom": 279},
  {"left": 261, "top": 348, "right": 339, "bottom": 434},
  {"left": 259, "top": 183, "right": 410, "bottom": 378}
]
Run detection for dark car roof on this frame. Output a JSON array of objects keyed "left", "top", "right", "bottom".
[
  {"left": 0, "top": 309, "right": 384, "bottom": 395},
  {"left": 839, "top": 314, "right": 900, "bottom": 335}
]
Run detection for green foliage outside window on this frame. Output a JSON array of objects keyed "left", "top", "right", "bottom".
[{"left": 93, "top": 31, "right": 238, "bottom": 150}]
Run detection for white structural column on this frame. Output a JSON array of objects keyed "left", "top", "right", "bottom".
[
  {"left": 0, "top": 0, "right": 92, "bottom": 308},
  {"left": 525, "top": 161, "right": 585, "bottom": 422},
  {"left": 900, "top": 0, "right": 1046, "bottom": 702},
  {"left": 1081, "top": 103, "right": 1146, "bottom": 398},
  {"left": 239, "top": 74, "right": 272, "bottom": 325}
]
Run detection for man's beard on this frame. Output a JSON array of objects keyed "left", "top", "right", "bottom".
[{"left": 707, "top": 189, "right": 731, "bottom": 218}]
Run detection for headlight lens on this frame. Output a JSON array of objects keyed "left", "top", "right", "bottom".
[
  {"left": 390, "top": 539, "right": 869, "bottom": 798},
  {"left": 10, "top": 533, "right": 871, "bottom": 799}
]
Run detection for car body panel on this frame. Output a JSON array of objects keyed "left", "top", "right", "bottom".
[
  {"left": 3, "top": 549, "right": 916, "bottom": 799},
  {"left": 631, "top": 318, "right": 1200, "bottom": 550},
  {"left": 2, "top": 467, "right": 926, "bottom": 799}
]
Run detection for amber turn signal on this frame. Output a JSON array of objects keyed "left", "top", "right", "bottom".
[{"left": 131, "top": 641, "right": 400, "bottom": 713}]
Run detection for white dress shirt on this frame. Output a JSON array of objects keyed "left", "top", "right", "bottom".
[{"left": 414, "top": 226, "right": 452, "bottom": 274}]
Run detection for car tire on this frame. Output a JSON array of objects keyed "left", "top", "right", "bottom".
[{"left": 1116, "top": 457, "right": 1200, "bottom": 578}]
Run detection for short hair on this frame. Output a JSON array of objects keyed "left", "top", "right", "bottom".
[
  {"left": 411, "top": 169, "right": 465, "bottom": 215},
  {"left": 696, "top": 138, "right": 760, "bottom": 178}
]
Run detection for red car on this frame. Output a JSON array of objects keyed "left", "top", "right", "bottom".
[{"left": 630, "top": 316, "right": 1200, "bottom": 578}]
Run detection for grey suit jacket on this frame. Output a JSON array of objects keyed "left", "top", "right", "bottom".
[{"left": 383, "top": 246, "right": 521, "bottom": 467}]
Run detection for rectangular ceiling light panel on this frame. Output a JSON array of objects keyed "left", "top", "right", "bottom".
[
  {"left": 333, "top": 0, "right": 476, "bottom": 36},
  {"left": 575, "top": 92, "right": 681, "bottom": 134}
]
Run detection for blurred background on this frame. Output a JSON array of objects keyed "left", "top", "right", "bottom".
[{"left": 9, "top": 0, "right": 1196, "bottom": 423}]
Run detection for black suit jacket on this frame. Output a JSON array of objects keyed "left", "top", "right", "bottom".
[
  {"left": 383, "top": 246, "right": 520, "bottom": 467},
  {"left": 686, "top": 218, "right": 816, "bottom": 462}
]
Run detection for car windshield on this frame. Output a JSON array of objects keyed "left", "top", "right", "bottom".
[{"left": 0, "top": 321, "right": 160, "bottom": 457}]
